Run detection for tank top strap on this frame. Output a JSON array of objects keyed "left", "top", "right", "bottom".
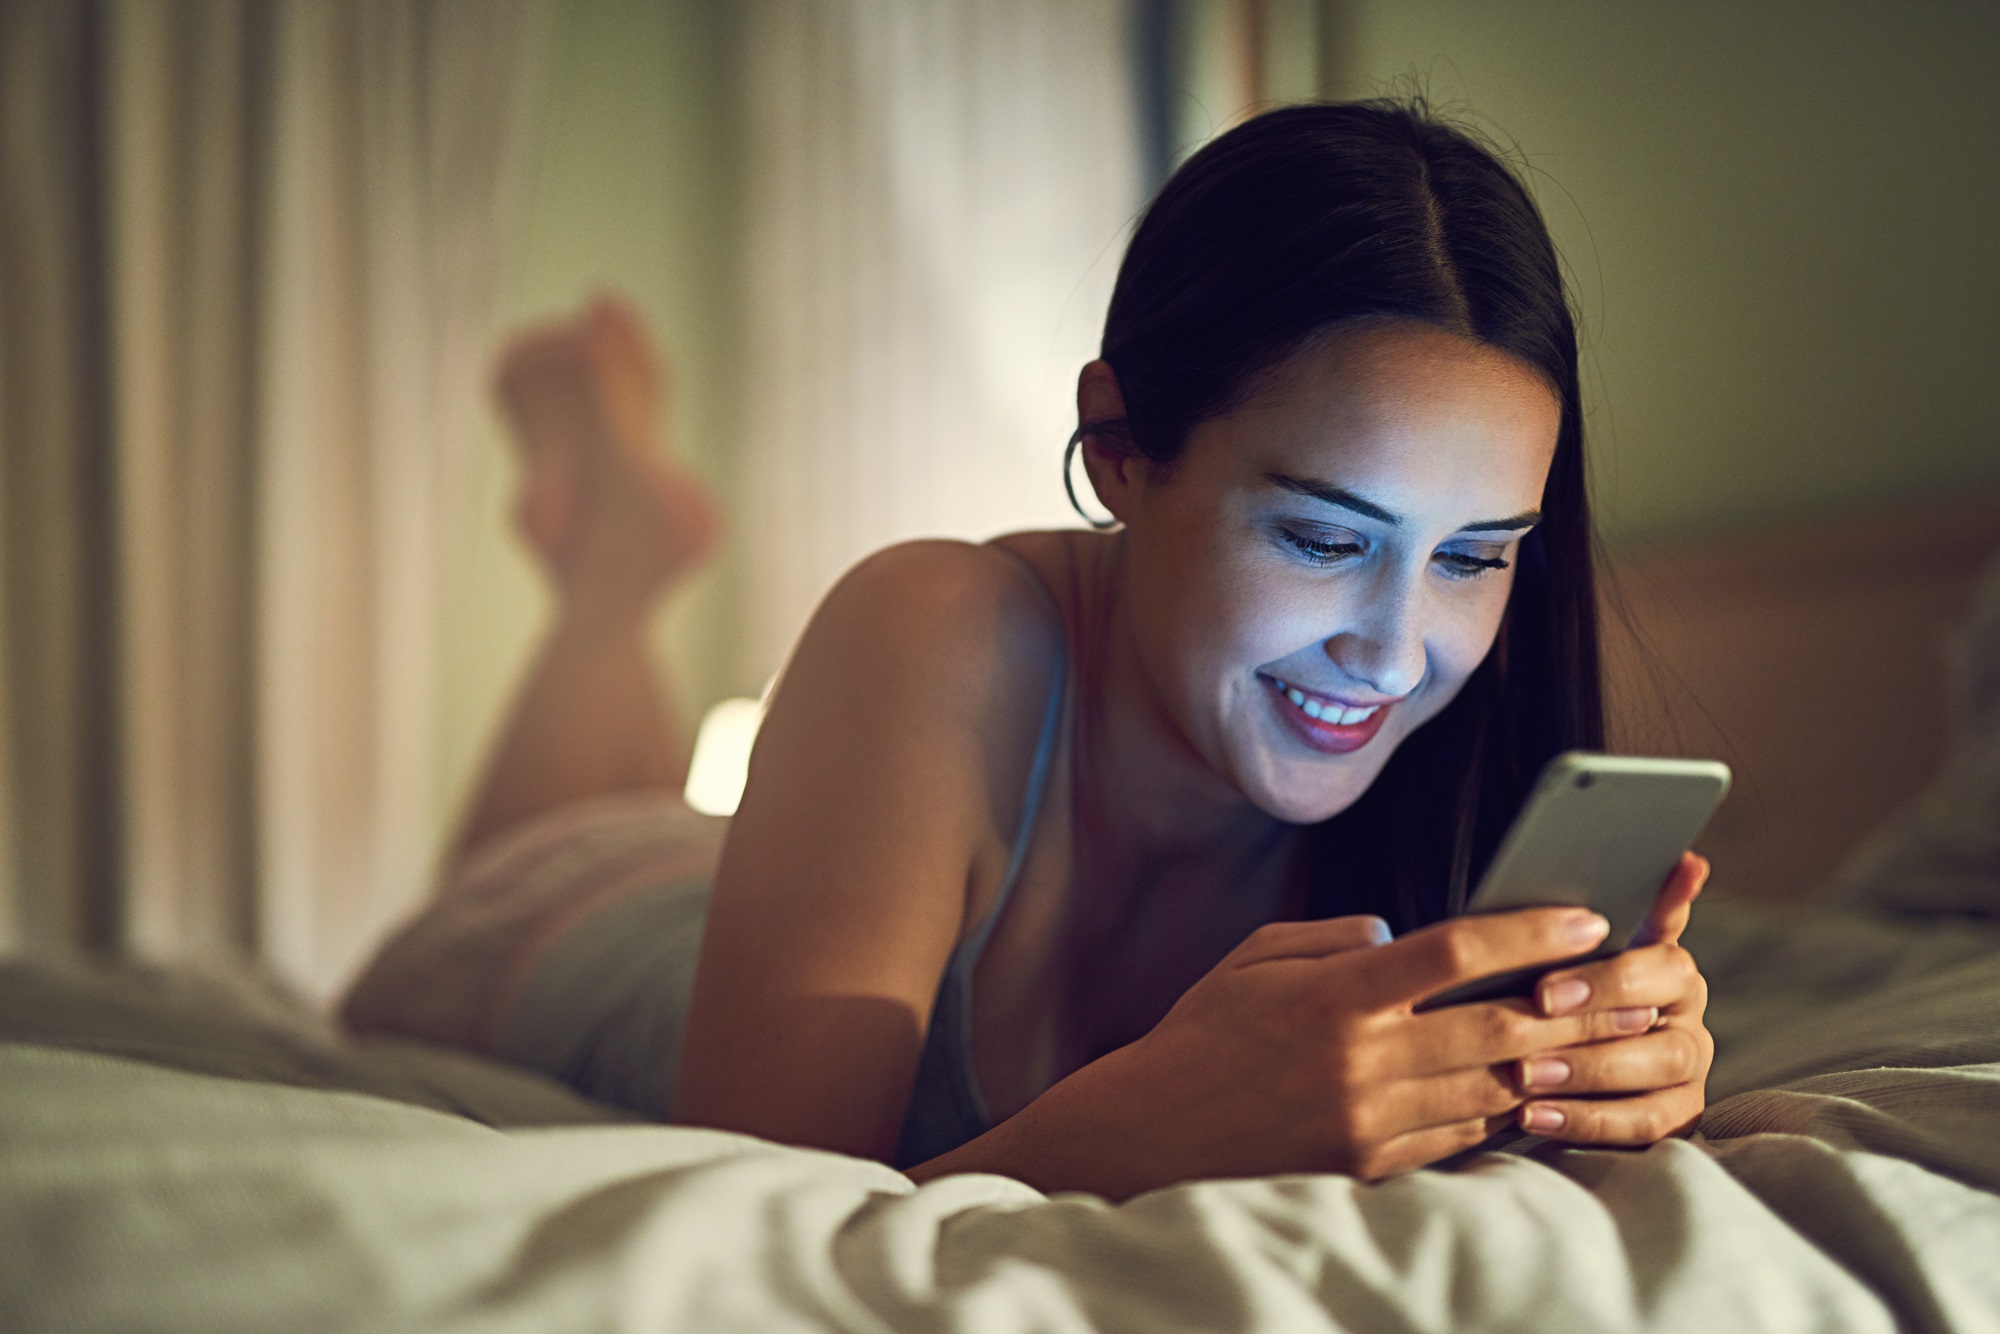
[
  {"left": 891, "top": 545, "right": 1069, "bottom": 1165},
  {"left": 958, "top": 546, "right": 1068, "bottom": 964}
]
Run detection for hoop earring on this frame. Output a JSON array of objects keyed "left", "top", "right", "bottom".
[{"left": 1063, "top": 428, "right": 1121, "bottom": 531}]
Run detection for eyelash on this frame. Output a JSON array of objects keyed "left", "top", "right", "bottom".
[
  {"left": 1436, "top": 551, "right": 1510, "bottom": 580},
  {"left": 1278, "top": 529, "right": 1363, "bottom": 564},
  {"left": 1276, "top": 528, "right": 1511, "bottom": 580}
]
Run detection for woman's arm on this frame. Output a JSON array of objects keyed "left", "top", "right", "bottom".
[
  {"left": 671, "top": 540, "right": 1063, "bottom": 1161},
  {"left": 903, "top": 905, "right": 1681, "bottom": 1199}
]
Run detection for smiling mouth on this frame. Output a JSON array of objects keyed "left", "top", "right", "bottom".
[
  {"left": 1263, "top": 675, "right": 1396, "bottom": 754},
  {"left": 1270, "top": 678, "right": 1381, "bottom": 725}
]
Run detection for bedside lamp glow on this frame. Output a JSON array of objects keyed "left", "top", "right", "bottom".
[{"left": 683, "top": 696, "right": 766, "bottom": 817}]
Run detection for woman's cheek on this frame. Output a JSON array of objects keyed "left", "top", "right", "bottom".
[
  {"left": 1201, "top": 562, "right": 1305, "bottom": 661},
  {"left": 1428, "top": 579, "right": 1515, "bottom": 695}
]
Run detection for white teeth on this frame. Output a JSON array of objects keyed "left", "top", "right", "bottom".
[
  {"left": 1274, "top": 676, "right": 1385, "bottom": 726},
  {"left": 1272, "top": 680, "right": 1384, "bottom": 732}
]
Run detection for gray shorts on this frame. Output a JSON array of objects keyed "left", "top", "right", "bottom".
[{"left": 490, "top": 876, "right": 713, "bottom": 1119}]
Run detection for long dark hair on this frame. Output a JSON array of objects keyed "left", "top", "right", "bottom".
[{"left": 1092, "top": 99, "right": 1602, "bottom": 932}]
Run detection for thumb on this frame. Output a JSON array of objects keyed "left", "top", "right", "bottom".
[
  {"left": 1631, "top": 853, "right": 1709, "bottom": 949},
  {"left": 1229, "top": 914, "right": 1394, "bottom": 967}
]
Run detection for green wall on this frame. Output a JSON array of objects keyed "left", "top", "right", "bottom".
[
  {"left": 430, "top": 1, "right": 2000, "bottom": 840},
  {"left": 432, "top": 0, "right": 738, "bottom": 837},
  {"left": 1324, "top": 1, "right": 2000, "bottom": 544}
]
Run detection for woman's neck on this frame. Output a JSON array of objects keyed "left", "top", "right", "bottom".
[{"left": 1065, "top": 533, "right": 1298, "bottom": 921}]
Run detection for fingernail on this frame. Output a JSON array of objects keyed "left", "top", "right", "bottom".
[
  {"left": 1521, "top": 1104, "right": 1566, "bottom": 1132},
  {"left": 1611, "top": 1006, "right": 1659, "bottom": 1033},
  {"left": 1520, "top": 1057, "right": 1571, "bottom": 1090},
  {"left": 1567, "top": 913, "right": 1610, "bottom": 949},
  {"left": 1541, "top": 978, "right": 1591, "bottom": 1015},
  {"left": 1365, "top": 917, "right": 1393, "bottom": 945}
]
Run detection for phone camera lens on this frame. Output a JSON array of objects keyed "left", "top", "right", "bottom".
[{"left": 1575, "top": 772, "right": 1596, "bottom": 789}]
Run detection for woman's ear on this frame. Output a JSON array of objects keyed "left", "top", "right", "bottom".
[{"left": 1075, "top": 359, "right": 1147, "bottom": 524}]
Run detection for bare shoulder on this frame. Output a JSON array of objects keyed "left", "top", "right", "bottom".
[
  {"left": 685, "top": 536, "right": 1073, "bottom": 1156},
  {"left": 795, "top": 538, "right": 1064, "bottom": 704},
  {"left": 735, "top": 537, "right": 1067, "bottom": 864},
  {"left": 821, "top": 537, "right": 1062, "bottom": 638}
]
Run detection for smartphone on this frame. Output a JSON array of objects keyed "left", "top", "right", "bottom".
[{"left": 1412, "top": 752, "right": 1731, "bottom": 1012}]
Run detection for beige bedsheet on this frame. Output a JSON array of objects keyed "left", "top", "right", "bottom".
[{"left": 3, "top": 899, "right": 1999, "bottom": 1334}]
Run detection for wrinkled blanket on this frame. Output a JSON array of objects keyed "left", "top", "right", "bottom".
[{"left": 2, "top": 892, "right": 1998, "bottom": 1333}]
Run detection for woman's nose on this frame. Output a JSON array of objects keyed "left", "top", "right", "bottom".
[{"left": 1321, "top": 589, "right": 1426, "bottom": 699}]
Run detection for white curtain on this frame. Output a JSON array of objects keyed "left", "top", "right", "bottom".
[
  {"left": 737, "top": 0, "right": 1143, "bottom": 681},
  {"left": 246, "top": 2, "right": 540, "bottom": 999},
  {"left": 0, "top": 0, "right": 540, "bottom": 1000}
]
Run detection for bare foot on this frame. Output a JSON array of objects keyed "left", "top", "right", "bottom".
[{"left": 495, "top": 294, "right": 720, "bottom": 615}]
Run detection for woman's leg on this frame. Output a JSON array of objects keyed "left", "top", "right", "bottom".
[{"left": 453, "top": 294, "right": 721, "bottom": 856}]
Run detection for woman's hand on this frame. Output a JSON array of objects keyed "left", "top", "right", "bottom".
[
  {"left": 1510, "top": 853, "right": 1714, "bottom": 1144},
  {"left": 926, "top": 903, "right": 1662, "bottom": 1198}
]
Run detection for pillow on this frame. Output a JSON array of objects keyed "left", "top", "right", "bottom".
[{"left": 1832, "top": 544, "right": 2000, "bottom": 916}]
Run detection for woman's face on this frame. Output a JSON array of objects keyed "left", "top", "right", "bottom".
[{"left": 1113, "top": 322, "right": 1561, "bottom": 824}]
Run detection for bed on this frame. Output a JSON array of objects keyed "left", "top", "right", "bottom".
[{"left": 4, "top": 503, "right": 1999, "bottom": 1332}]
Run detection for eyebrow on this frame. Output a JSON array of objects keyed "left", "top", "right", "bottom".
[{"left": 1263, "top": 471, "right": 1542, "bottom": 534}]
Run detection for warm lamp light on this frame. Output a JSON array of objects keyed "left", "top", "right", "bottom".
[{"left": 683, "top": 696, "right": 766, "bottom": 816}]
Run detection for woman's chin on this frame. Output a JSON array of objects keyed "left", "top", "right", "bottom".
[{"left": 1236, "top": 749, "right": 1388, "bottom": 826}]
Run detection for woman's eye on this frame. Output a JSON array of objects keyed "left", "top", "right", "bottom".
[
  {"left": 1278, "top": 528, "right": 1364, "bottom": 565},
  {"left": 1435, "top": 550, "right": 1511, "bottom": 580}
]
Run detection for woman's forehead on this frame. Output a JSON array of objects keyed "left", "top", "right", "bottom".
[{"left": 1196, "top": 324, "right": 1560, "bottom": 518}]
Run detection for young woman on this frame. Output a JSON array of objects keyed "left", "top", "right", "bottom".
[{"left": 346, "top": 100, "right": 1712, "bottom": 1201}]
